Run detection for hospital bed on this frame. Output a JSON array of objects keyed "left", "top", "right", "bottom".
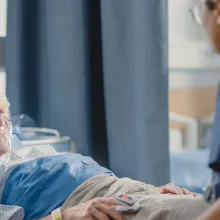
[
  {"left": 170, "top": 112, "right": 213, "bottom": 193},
  {"left": 11, "top": 114, "right": 75, "bottom": 153},
  {"left": 169, "top": 112, "right": 213, "bottom": 151},
  {"left": 12, "top": 127, "right": 75, "bottom": 153},
  {"left": 12, "top": 114, "right": 211, "bottom": 194},
  {"left": 13, "top": 127, "right": 210, "bottom": 193},
  {"left": 170, "top": 148, "right": 212, "bottom": 194}
]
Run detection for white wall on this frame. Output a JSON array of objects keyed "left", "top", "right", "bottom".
[
  {"left": 0, "top": 71, "right": 6, "bottom": 93},
  {"left": 170, "top": 71, "right": 220, "bottom": 89},
  {"left": 169, "top": 41, "right": 220, "bottom": 69},
  {"left": 168, "top": 0, "right": 207, "bottom": 41},
  {"left": 0, "top": 0, "right": 7, "bottom": 37},
  {"left": 169, "top": 0, "right": 220, "bottom": 69},
  {"left": 169, "top": 0, "right": 220, "bottom": 89}
]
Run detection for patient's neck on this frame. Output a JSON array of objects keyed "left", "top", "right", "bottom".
[
  {"left": 0, "top": 138, "right": 10, "bottom": 156},
  {"left": 0, "top": 151, "right": 8, "bottom": 156}
]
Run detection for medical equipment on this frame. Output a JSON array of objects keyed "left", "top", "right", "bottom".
[
  {"left": 17, "top": 127, "right": 75, "bottom": 153},
  {"left": 116, "top": 194, "right": 140, "bottom": 213},
  {"left": 116, "top": 202, "right": 140, "bottom": 213},
  {"left": 11, "top": 115, "right": 75, "bottom": 153},
  {"left": 11, "top": 114, "right": 36, "bottom": 130}
]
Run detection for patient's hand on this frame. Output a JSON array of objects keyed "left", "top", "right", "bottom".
[
  {"left": 62, "top": 197, "right": 125, "bottom": 220},
  {"left": 158, "top": 184, "right": 197, "bottom": 196}
]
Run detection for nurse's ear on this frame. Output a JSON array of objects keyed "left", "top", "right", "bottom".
[
  {"left": 213, "top": 0, "right": 220, "bottom": 26},
  {"left": 203, "top": 0, "right": 220, "bottom": 53},
  {"left": 215, "top": 0, "right": 220, "bottom": 15},
  {"left": 212, "top": 0, "right": 220, "bottom": 14}
]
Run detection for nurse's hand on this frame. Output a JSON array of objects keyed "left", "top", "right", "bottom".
[
  {"left": 62, "top": 197, "right": 125, "bottom": 220},
  {"left": 197, "top": 198, "right": 220, "bottom": 220}
]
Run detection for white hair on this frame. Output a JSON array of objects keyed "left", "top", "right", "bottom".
[{"left": 0, "top": 93, "right": 10, "bottom": 116}]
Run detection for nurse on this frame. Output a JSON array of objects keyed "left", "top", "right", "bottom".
[{"left": 190, "top": 0, "right": 220, "bottom": 219}]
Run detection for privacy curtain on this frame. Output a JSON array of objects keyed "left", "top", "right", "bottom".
[{"left": 6, "top": 0, "right": 169, "bottom": 185}]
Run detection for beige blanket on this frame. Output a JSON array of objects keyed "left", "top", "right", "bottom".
[{"left": 62, "top": 174, "right": 210, "bottom": 220}]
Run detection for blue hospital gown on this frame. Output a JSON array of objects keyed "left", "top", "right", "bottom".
[{"left": 0, "top": 145, "right": 114, "bottom": 220}]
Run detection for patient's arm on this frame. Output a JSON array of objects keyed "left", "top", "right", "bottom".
[
  {"left": 198, "top": 199, "right": 220, "bottom": 220},
  {"left": 41, "top": 215, "right": 52, "bottom": 220},
  {"left": 41, "top": 197, "right": 124, "bottom": 220}
]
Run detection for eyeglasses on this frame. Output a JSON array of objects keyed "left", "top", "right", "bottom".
[{"left": 189, "top": 3, "right": 203, "bottom": 26}]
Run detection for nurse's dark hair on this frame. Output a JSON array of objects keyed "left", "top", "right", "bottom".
[{"left": 206, "top": 0, "right": 216, "bottom": 10}]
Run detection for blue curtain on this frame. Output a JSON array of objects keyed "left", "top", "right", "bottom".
[
  {"left": 6, "top": 0, "right": 169, "bottom": 185},
  {"left": 101, "top": 0, "right": 169, "bottom": 185}
]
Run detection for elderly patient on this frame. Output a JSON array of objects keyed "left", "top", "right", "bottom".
[{"left": 0, "top": 93, "right": 209, "bottom": 220}]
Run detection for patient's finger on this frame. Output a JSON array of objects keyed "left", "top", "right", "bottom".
[
  {"left": 171, "top": 185, "right": 183, "bottom": 195},
  {"left": 193, "top": 192, "right": 199, "bottom": 197},
  {"left": 96, "top": 203, "right": 125, "bottom": 220},
  {"left": 92, "top": 207, "right": 111, "bottom": 220},
  {"left": 182, "top": 188, "right": 199, "bottom": 196},
  {"left": 98, "top": 197, "right": 124, "bottom": 206},
  {"left": 182, "top": 188, "right": 192, "bottom": 195},
  {"left": 162, "top": 185, "right": 183, "bottom": 195},
  {"left": 161, "top": 188, "right": 173, "bottom": 194}
]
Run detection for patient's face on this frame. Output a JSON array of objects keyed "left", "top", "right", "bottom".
[
  {"left": 0, "top": 98, "right": 8, "bottom": 117},
  {"left": 0, "top": 99, "right": 11, "bottom": 156}
]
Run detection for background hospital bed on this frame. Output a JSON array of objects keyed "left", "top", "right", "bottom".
[
  {"left": 11, "top": 114, "right": 75, "bottom": 153},
  {"left": 170, "top": 148, "right": 212, "bottom": 193},
  {"left": 15, "top": 127, "right": 75, "bottom": 153},
  {"left": 13, "top": 130, "right": 211, "bottom": 194},
  {"left": 170, "top": 112, "right": 212, "bottom": 193}
]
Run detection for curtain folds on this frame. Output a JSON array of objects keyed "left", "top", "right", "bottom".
[{"left": 6, "top": 0, "right": 169, "bottom": 185}]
